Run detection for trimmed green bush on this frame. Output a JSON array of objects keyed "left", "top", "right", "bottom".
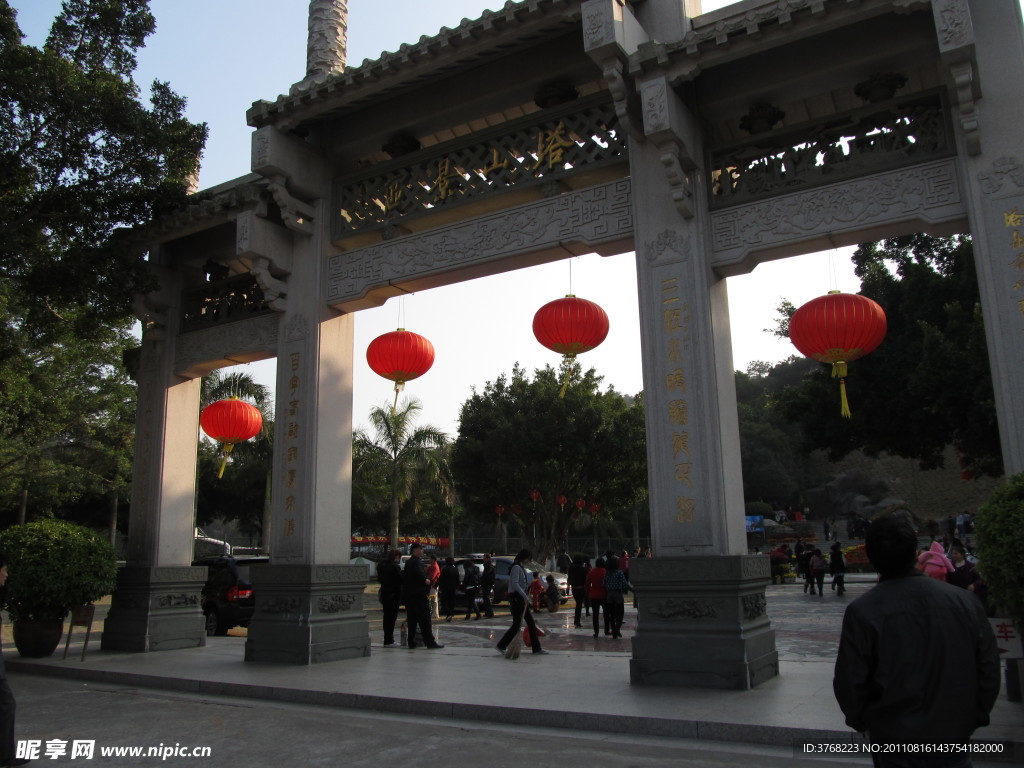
[
  {"left": 975, "top": 472, "right": 1024, "bottom": 627},
  {"left": 0, "top": 520, "right": 118, "bottom": 621},
  {"left": 745, "top": 502, "right": 772, "bottom": 518}
]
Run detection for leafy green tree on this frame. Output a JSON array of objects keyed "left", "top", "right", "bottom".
[
  {"left": 771, "top": 235, "right": 1001, "bottom": 477},
  {"left": 0, "top": 0, "right": 206, "bottom": 350},
  {"left": 0, "top": 311, "right": 136, "bottom": 528},
  {"left": 735, "top": 359, "right": 820, "bottom": 507},
  {"left": 451, "top": 364, "right": 647, "bottom": 562},
  {"left": 353, "top": 399, "right": 451, "bottom": 549}
]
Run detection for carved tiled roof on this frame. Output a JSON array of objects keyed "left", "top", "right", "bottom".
[
  {"left": 126, "top": 176, "right": 270, "bottom": 247},
  {"left": 246, "top": 0, "right": 581, "bottom": 131},
  {"left": 631, "top": 0, "right": 929, "bottom": 72}
]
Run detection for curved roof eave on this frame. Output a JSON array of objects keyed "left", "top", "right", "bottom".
[{"left": 246, "top": 0, "right": 582, "bottom": 132}]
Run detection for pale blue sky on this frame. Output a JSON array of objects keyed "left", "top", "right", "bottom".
[{"left": 12, "top": 1, "right": 1005, "bottom": 433}]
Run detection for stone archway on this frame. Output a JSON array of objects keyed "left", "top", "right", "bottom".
[{"left": 108, "top": 0, "right": 1024, "bottom": 690}]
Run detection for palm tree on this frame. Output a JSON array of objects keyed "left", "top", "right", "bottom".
[
  {"left": 354, "top": 398, "right": 450, "bottom": 550},
  {"left": 200, "top": 370, "right": 272, "bottom": 413}
]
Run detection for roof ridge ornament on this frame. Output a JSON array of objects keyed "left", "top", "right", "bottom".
[{"left": 290, "top": 0, "right": 348, "bottom": 96}]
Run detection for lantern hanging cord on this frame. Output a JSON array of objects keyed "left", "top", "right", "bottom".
[
  {"left": 826, "top": 233, "right": 839, "bottom": 293},
  {"left": 831, "top": 361, "right": 852, "bottom": 419}
]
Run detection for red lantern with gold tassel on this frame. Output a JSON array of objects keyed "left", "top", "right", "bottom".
[
  {"left": 200, "top": 397, "right": 263, "bottom": 478},
  {"left": 366, "top": 328, "right": 435, "bottom": 409},
  {"left": 788, "top": 291, "right": 887, "bottom": 418},
  {"left": 533, "top": 295, "right": 609, "bottom": 397}
]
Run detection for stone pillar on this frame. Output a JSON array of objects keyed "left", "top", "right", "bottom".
[
  {"left": 102, "top": 255, "right": 206, "bottom": 652},
  {"left": 244, "top": 170, "right": 370, "bottom": 662},
  {"left": 948, "top": 0, "right": 1024, "bottom": 475},
  {"left": 623, "top": 54, "right": 777, "bottom": 685}
]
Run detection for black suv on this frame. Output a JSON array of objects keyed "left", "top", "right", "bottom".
[{"left": 193, "top": 555, "right": 269, "bottom": 636}]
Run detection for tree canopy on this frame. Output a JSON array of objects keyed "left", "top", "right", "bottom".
[
  {"left": 451, "top": 364, "right": 647, "bottom": 562},
  {"left": 769, "top": 234, "right": 1001, "bottom": 477},
  {"left": 0, "top": 0, "right": 206, "bottom": 347},
  {"left": 0, "top": 1, "right": 206, "bottom": 533}
]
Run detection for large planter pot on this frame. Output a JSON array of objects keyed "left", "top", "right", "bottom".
[{"left": 13, "top": 618, "right": 64, "bottom": 658}]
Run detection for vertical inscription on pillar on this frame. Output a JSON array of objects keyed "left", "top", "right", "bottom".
[{"left": 661, "top": 276, "right": 696, "bottom": 524}]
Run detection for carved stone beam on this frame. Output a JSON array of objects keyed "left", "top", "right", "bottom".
[
  {"left": 641, "top": 76, "right": 698, "bottom": 219},
  {"left": 130, "top": 264, "right": 176, "bottom": 340},
  {"left": 235, "top": 210, "right": 294, "bottom": 275},
  {"left": 251, "top": 125, "right": 328, "bottom": 236},
  {"left": 236, "top": 210, "right": 293, "bottom": 312},
  {"left": 930, "top": 0, "right": 981, "bottom": 155},
  {"left": 251, "top": 257, "right": 289, "bottom": 312},
  {"left": 582, "top": 0, "right": 649, "bottom": 140},
  {"left": 267, "top": 175, "right": 315, "bottom": 236}
]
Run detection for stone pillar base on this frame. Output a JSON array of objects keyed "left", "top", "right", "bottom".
[
  {"left": 100, "top": 566, "right": 207, "bottom": 652},
  {"left": 245, "top": 564, "right": 370, "bottom": 665},
  {"left": 629, "top": 555, "right": 778, "bottom": 690}
]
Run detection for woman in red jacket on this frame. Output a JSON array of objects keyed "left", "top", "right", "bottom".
[{"left": 584, "top": 556, "right": 609, "bottom": 638}]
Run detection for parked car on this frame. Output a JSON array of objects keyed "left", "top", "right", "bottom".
[
  {"left": 489, "top": 556, "right": 569, "bottom": 605},
  {"left": 193, "top": 554, "right": 269, "bottom": 636}
]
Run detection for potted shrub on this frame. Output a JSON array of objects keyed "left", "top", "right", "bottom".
[
  {"left": 974, "top": 472, "right": 1024, "bottom": 700},
  {"left": 0, "top": 520, "right": 118, "bottom": 657}
]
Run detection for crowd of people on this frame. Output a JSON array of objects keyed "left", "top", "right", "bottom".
[{"left": 375, "top": 545, "right": 648, "bottom": 652}]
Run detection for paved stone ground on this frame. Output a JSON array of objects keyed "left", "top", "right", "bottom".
[{"left": 368, "top": 579, "right": 875, "bottom": 661}]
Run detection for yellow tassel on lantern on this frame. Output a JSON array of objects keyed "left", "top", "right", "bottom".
[
  {"left": 831, "top": 361, "right": 852, "bottom": 419},
  {"left": 217, "top": 442, "right": 235, "bottom": 479}
]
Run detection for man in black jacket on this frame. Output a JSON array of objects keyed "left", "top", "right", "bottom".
[
  {"left": 401, "top": 543, "right": 443, "bottom": 649},
  {"left": 833, "top": 514, "right": 999, "bottom": 765}
]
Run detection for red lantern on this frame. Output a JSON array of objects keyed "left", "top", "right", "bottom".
[
  {"left": 556, "top": 493, "right": 568, "bottom": 508},
  {"left": 533, "top": 295, "right": 609, "bottom": 396},
  {"left": 495, "top": 504, "right": 506, "bottom": 519},
  {"left": 788, "top": 291, "right": 886, "bottom": 418},
  {"left": 200, "top": 398, "right": 263, "bottom": 478},
  {"left": 366, "top": 328, "right": 435, "bottom": 408},
  {"left": 529, "top": 488, "right": 541, "bottom": 503},
  {"left": 588, "top": 502, "right": 601, "bottom": 518}
]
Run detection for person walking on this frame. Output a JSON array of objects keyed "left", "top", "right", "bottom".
[
  {"left": 401, "top": 543, "right": 443, "bottom": 649},
  {"left": 0, "top": 556, "right": 28, "bottom": 768},
  {"left": 495, "top": 550, "right": 548, "bottom": 656},
  {"left": 438, "top": 556, "right": 460, "bottom": 621},
  {"left": 829, "top": 541, "right": 847, "bottom": 597},
  {"left": 567, "top": 555, "right": 588, "bottom": 628},
  {"left": 585, "top": 556, "right": 609, "bottom": 637},
  {"left": 808, "top": 548, "right": 827, "bottom": 596},
  {"left": 479, "top": 553, "right": 496, "bottom": 618},
  {"left": 375, "top": 548, "right": 403, "bottom": 647},
  {"left": 603, "top": 556, "right": 631, "bottom": 638},
  {"left": 462, "top": 560, "right": 482, "bottom": 620},
  {"left": 834, "top": 514, "right": 999, "bottom": 764}
]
